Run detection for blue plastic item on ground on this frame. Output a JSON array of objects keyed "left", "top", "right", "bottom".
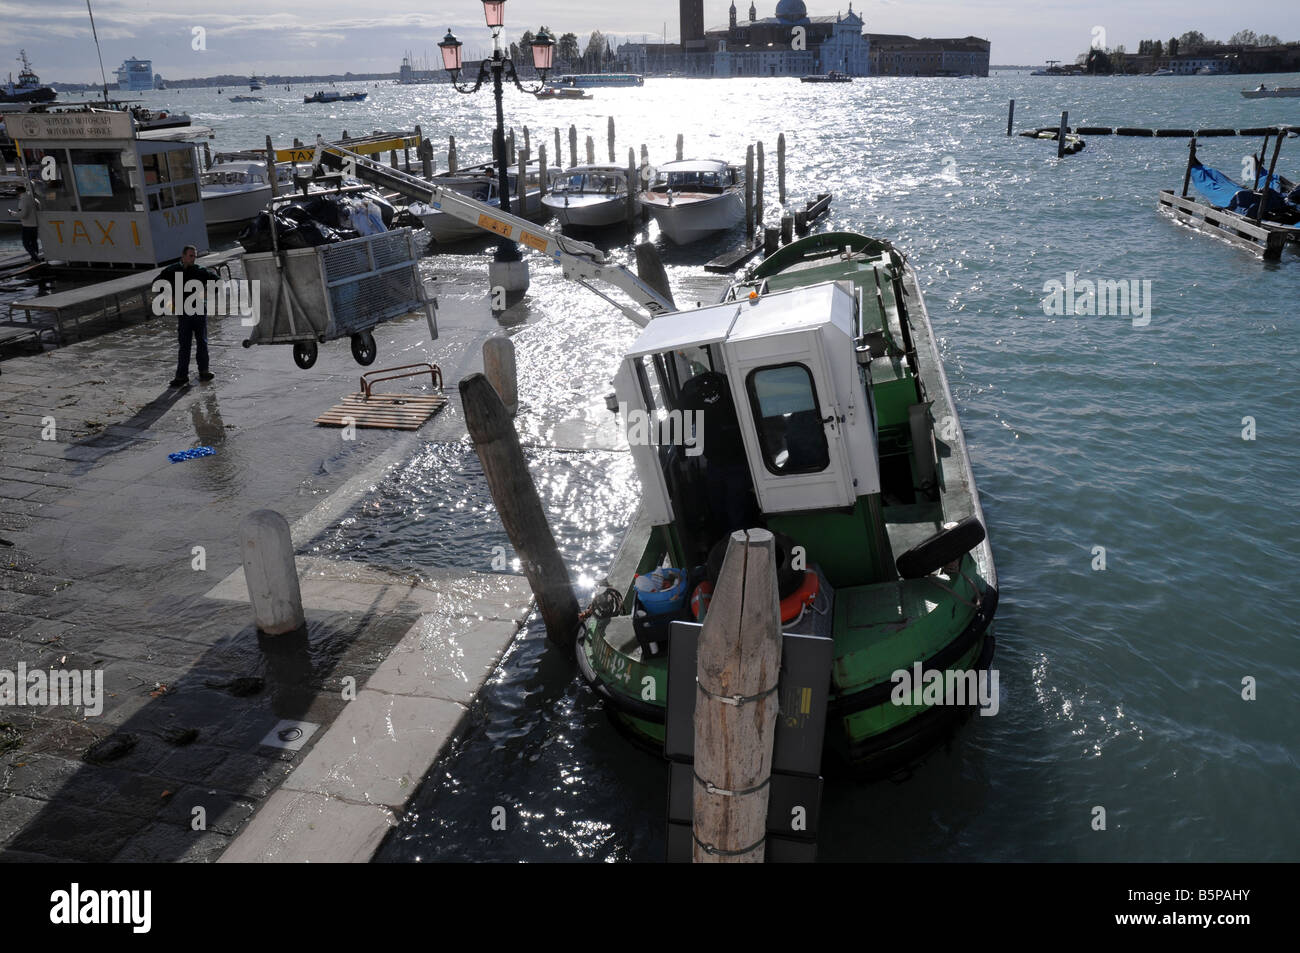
[{"left": 168, "top": 446, "right": 216, "bottom": 463}]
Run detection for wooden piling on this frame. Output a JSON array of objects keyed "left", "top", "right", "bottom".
[
  {"left": 265, "top": 136, "right": 279, "bottom": 198},
  {"left": 745, "top": 144, "right": 755, "bottom": 240},
  {"left": 627, "top": 147, "right": 637, "bottom": 223},
  {"left": 640, "top": 143, "right": 649, "bottom": 169},
  {"left": 780, "top": 214, "right": 793, "bottom": 245},
  {"left": 1006, "top": 98, "right": 1015, "bottom": 136},
  {"left": 635, "top": 243, "right": 676, "bottom": 308},
  {"left": 676, "top": 133, "right": 684, "bottom": 161},
  {"left": 517, "top": 147, "right": 526, "bottom": 213},
  {"left": 459, "top": 374, "right": 579, "bottom": 651},
  {"left": 523, "top": 125, "right": 530, "bottom": 161},
  {"left": 554, "top": 127, "right": 561, "bottom": 164},
  {"left": 763, "top": 226, "right": 778, "bottom": 257},
  {"left": 755, "top": 141, "right": 765, "bottom": 234},
  {"left": 569, "top": 125, "right": 578, "bottom": 168},
  {"left": 1255, "top": 129, "right": 1284, "bottom": 225},
  {"left": 420, "top": 139, "right": 434, "bottom": 178},
  {"left": 539, "top": 145, "right": 548, "bottom": 196},
  {"left": 507, "top": 128, "right": 515, "bottom": 162},
  {"left": 692, "top": 528, "right": 782, "bottom": 864},
  {"left": 608, "top": 116, "right": 616, "bottom": 163},
  {"left": 586, "top": 135, "right": 595, "bottom": 165},
  {"left": 1057, "top": 111, "right": 1068, "bottom": 159},
  {"left": 390, "top": 148, "right": 398, "bottom": 169},
  {"left": 483, "top": 337, "right": 518, "bottom": 416},
  {"left": 776, "top": 132, "right": 786, "bottom": 205},
  {"left": 449, "top": 135, "right": 458, "bottom": 173},
  {"left": 240, "top": 510, "right": 304, "bottom": 635}
]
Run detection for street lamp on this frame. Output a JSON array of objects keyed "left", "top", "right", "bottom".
[{"left": 439, "top": 6, "right": 554, "bottom": 265}]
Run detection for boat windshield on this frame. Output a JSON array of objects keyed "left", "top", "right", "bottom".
[
  {"left": 555, "top": 173, "right": 621, "bottom": 194},
  {"left": 659, "top": 170, "right": 726, "bottom": 190}
]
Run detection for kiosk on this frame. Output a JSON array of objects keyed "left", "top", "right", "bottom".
[{"left": 7, "top": 109, "right": 208, "bottom": 266}]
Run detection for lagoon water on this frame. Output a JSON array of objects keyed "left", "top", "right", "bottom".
[{"left": 9, "top": 73, "right": 1299, "bottom": 860}]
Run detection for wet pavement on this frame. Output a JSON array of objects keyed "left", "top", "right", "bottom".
[{"left": 0, "top": 260, "right": 553, "bottom": 862}]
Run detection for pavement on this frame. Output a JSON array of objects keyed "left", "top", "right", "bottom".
[{"left": 0, "top": 259, "right": 542, "bottom": 862}]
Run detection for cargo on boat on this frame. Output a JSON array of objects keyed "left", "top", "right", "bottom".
[{"left": 576, "top": 231, "right": 998, "bottom": 774}]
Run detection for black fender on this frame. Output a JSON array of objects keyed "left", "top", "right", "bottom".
[{"left": 895, "top": 516, "right": 986, "bottom": 580}]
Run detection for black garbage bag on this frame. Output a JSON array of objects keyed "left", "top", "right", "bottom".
[{"left": 237, "top": 207, "right": 345, "bottom": 252}]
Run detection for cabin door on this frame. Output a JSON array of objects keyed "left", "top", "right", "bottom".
[{"left": 724, "top": 331, "right": 857, "bottom": 514}]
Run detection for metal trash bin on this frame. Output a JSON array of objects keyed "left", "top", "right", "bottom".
[{"left": 240, "top": 227, "right": 437, "bottom": 369}]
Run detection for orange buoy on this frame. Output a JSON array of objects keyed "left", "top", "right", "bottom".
[
  {"left": 690, "top": 580, "right": 714, "bottom": 621},
  {"left": 780, "top": 571, "right": 820, "bottom": 624}
]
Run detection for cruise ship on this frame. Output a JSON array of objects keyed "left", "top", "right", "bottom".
[{"left": 116, "top": 57, "right": 153, "bottom": 91}]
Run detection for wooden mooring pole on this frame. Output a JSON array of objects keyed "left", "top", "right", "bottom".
[
  {"left": 1254, "top": 129, "right": 1284, "bottom": 225},
  {"left": 449, "top": 135, "right": 458, "bottom": 173},
  {"left": 755, "top": 141, "right": 765, "bottom": 234},
  {"left": 523, "top": 125, "right": 530, "bottom": 161},
  {"left": 1057, "top": 111, "right": 1069, "bottom": 159},
  {"left": 1181, "top": 138, "right": 1197, "bottom": 198},
  {"left": 608, "top": 116, "right": 616, "bottom": 163},
  {"left": 554, "top": 127, "right": 562, "bottom": 165},
  {"left": 585, "top": 135, "right": 595, "bottom": 165},
  {"left": 1007, "top": 98, "right": 1015, "bottom": 136},
  {"left": 745, "top": 144, "right": 755, "bottom": 240},
  {"left": 460, "top": 374, "right": 579, "bottom": 651},
  {"left": 265, "top": 135, "right": 279, "bottom": 198},
  {"left": 539, "top": 145, "right": 548, "bottom": 196},
  {"left": 517, "top": 147, "right": 527, "bottom": 212},
  {"left": 627, "top": 147, "right": 637, "bottom": 223},
  {"left": 482, "top": 337, "right": 518, "bottom": 416},
  {"left": 569, "top": 125, "right": 578, "bottom": 168},
  {"left": 692, "top": 528, "right": 782, "bottom": 863},
  {"left": 776, "top": 132, "right": 786, "bottom": 205},
  {"left": 676, "top": 133, "right": 684, "bottom": 161}
]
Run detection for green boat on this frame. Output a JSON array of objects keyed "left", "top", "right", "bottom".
[{"left": 575, "top": 231, "right": 998, "bottom": 774}]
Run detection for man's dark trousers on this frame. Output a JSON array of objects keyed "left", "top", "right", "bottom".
[
  {"left": 176, "top": 314, "right": 209, "bottom": 382},
  {"left": 21, "top": 227, "right": 39, "bottom": 261}
]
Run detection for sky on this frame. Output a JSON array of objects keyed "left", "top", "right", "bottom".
[{"left": 2, "top": 0, "right": 1298, "bottom": 82}]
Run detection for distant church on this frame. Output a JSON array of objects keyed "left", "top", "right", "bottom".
[{"left": 705, "top": 0, "right": 870, "bottom": 77}]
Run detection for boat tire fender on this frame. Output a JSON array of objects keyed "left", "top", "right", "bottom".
[{"left": 895, "top": 516, "right": 986, "bottom": 580}]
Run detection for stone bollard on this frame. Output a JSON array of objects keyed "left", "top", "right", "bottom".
[{"left": 240, "top": 510, "right": 305, "bottom": 635}]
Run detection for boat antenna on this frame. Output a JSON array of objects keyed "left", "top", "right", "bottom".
[{"left": 86, "top": 0, "right": 111, "bottom": 103}]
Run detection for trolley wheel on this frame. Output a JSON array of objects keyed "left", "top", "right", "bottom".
[
  {"left": 350, "top": 330, "right": 377, "bottom": 366},
  {"left": 292, "top": 340, "right": 318, "bottom": 369}
]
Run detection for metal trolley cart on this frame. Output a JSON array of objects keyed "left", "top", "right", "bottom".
[{"left": 240, "top": 226, "right": 437, "bottom": 369}]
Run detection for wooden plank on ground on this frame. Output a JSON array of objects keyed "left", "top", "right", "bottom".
[{"left": 314, "top": 392, "right": 447, "bottom": 430}]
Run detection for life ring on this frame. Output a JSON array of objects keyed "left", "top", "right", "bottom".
[
  {"left": 780, "top": 570, "right": 820, "bottom": 624},
  {"left": 690, "top": 581, "right": 713, "bottom": 621}
]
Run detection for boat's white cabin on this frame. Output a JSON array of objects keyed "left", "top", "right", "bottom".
[
  {"left": 649, "top": 159, "right": 739, "bottom": 192},
  {"left": 614, "top": 280, "right": 881, "bottom": 525}
]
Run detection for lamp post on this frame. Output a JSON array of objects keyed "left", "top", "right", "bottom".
[{"left": 439, "top": 6, "right": 554, "bottom": 267}]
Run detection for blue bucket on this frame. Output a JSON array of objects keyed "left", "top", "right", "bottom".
[{"left": 635, "top": 569, "right": 687, "bottom": 616}]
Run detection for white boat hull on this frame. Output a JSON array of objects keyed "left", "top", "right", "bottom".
[
  {"left": 1240, "top": 88, "right": 1300, "bottom": 99},
  {"left": 640, "top": 190, "right": 744, "bottom": 244},
  {"left": 542, "top": 192, "right": 629, "bottom": 228},
  {"left": 419, "top": 190, "right": 547, "bottom": 242},
  {"left": 201, "top": 185, "right": 272, "bottom": 226}
]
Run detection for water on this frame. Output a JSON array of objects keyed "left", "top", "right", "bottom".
[{"left": 13, "top": 74, "right": 1300, "bottom": 861}]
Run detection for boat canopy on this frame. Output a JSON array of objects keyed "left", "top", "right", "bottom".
[{"left": 1190, "top": 160, "right": 1291, "bottom": 214}]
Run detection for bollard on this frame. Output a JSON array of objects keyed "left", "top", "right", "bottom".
[
  {"left": 745, "top": 145, "right": 755, "bottom": 240},
  {"left": 586, "top": 135, "right": 595, "bottom": 165},
  {"left": 483, "top": 337, "right": 518, "bottom": 416},
  {"left": 1006, "top": 98, "right": 1015, "bottom": 136},
  {"left": 763, "top": 226, "right": 779, "bottom": 257},
  {"left": 608, "top": 116, "right": 616, "bottom": 163},
  {"left": 676, "top": 132, "right": 684, "bottom": 161},
  {"left": 776, "top": 132, "right": 786, "bottom": 205},
  {"left": 692, "top": 528, "right": 782, "bottom": 863},
  {"left": 569, "top": 125, "right": 578, "bottom": 168},
  {"left": 780, "top": 214, "right": 793, "bottom": 245},
  {"left": 756, "top": 141, "right": 765, "bottom": 233},
  {"left": 240, "top": 510, "right": 305, "bottom": 635},
  {"left": 1057, "top": 111, "right": 1068, "bottom": 158},
  {"left": 449, "top": 135, "right": 458, "bottom": 173},
  {"left": 460, "top": 374, "right": 579, "bottom": 651}
]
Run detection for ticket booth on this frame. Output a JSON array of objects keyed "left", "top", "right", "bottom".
[{"left": 8, "top": 109, "right": 208, "bottom": 266}]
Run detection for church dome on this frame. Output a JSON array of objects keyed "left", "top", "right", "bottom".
[{"left": 775, "top": 0, "right": 807, "bottom": 20}]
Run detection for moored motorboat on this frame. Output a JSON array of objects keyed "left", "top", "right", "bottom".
[
  {"left": 304, "top": 90, "right": 367, "bottom": 103},
  {"left": 542, "top": 164, "right": 634, "bottom": 228},
  {"left": 639, "top": 158, "right": 744, "bottom": 244},
  {"left": 576, "top": 231, "right": 998, "bottom": 774},
  {"left": 800, "top": 70, "right": 852, "bottom": 83},
  {"left": 1, "top": 51, "right": 56, "bottom": 104},
  {"left": 1240, "top": 84, "right": 1300, "bottom": 99}
]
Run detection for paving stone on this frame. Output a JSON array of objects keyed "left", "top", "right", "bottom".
[
  {"left": 112, "top": 822, "right": 231, "bottom": 863},
  {"left": 216, "top": 789, "right": 394, "bottom": 863}
]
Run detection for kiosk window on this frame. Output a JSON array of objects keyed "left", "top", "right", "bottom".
[
  {"left": 745, "top": 363, "right": 830, "bottom": 475},
  {"left": 22, "top": 148, "right": 77, "bottom": 211},
  {"left": 69, "top": 148, "right": 133, "bottom": 212}
]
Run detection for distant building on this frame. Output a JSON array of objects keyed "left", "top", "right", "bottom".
[
  {"left": 868, "top": 35, "right": 990, "bottom": 76},
  {"left": 680, "top": 0, "right": 706, "bottom": 53},
  {"left": 706, "top": 1, "right": 870, "bottom": 76}
]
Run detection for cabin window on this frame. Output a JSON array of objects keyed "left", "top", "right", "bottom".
[
  {"left": 745, "top": 363, "right": 830, "bottom": 475},
  {"left": 22, "top": 148, "right": 78, "bottom": 212}
]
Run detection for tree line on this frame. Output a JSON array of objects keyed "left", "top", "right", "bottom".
[
  {"left": 508, "top": 27, "right": 617, "bottom": 73},
  {"left": 1136, "top": 30, "right": 1285, "bottom": 57}
]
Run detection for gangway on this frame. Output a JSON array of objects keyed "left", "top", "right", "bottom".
[{"left": 312, "top": 136, "right": 675, "bottom": 326}]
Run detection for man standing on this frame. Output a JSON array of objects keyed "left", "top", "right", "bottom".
[
  {"left": 155, "top": 245, "right": 218, "bottom": 388},
  {"left": 7, "top": 182, "right": 41, "bottom": 263}
]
